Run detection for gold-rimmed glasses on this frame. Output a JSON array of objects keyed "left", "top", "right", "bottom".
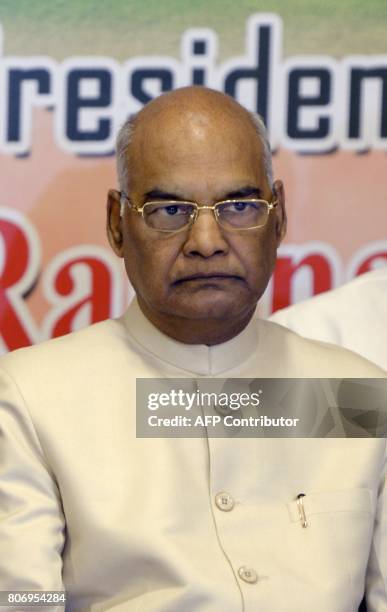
[{"left": 120, "top": 192, "right": 278, "bottom": 234}]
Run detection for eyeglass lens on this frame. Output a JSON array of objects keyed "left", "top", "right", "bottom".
[
  {"left": 144, "top": 203, "right": 195, "bottom": 230},
  {"left": 218, "top": 200, "right": 268, "bottom": 229}
]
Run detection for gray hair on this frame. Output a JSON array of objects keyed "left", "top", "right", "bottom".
[
  {"left": 248, "top": 112, "right": 274, "bottom": 188},
  {"left": 116, "top": 108, "right": 274, "bottom": 216}
]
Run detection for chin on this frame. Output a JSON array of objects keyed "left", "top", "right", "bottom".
[{"left": 166, "top": 291, "right": 251, "bottom": 321}]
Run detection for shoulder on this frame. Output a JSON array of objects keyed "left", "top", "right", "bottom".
[
  {"left": 259, "top": 319, "right": 386, "bottom": 377},
  {"left": 270, "top": 268, "right": 387, "bottom": 327},
  {"left": 268, "top": 269, "right": 387, "bottom": 370},
  {"left": 0, "top": 317, "right": 126, "bottom": 383}
]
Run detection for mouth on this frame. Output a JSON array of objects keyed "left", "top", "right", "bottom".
[{"left": 173, "top": 273, "right": 244, "bottom": 285}]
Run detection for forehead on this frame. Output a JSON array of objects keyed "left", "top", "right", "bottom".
[{"left": 127, "top": 109, "right": 267, "bottom": 200}]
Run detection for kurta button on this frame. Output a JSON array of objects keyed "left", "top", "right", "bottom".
[
  {"left": 215, "top": 491, "right": 235, "bottom": 511},
  {"left": 238, "top": 566, "right": 258, "bottom": 584}
]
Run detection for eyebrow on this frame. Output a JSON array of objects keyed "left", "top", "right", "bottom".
[
  {"left": 145, "top": 189, "right": 185, "bottom": 201},
  {"left": 145, "top": 186, "right": 263, "bottom": 202},
  {"left": 224, "top": 186, "right": 262, "bottom": 199}
]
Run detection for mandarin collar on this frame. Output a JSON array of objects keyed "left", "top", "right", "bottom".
[{"left": 121, "top": 297, "right": 258, "bottom": 376}]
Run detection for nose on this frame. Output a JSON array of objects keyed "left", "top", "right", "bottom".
[{"left": 182, "top": 209, "right": 229, "bottom": 258}]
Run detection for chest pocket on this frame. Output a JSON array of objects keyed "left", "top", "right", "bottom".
[
  {"left": 286, "top": 488, "right": 373, "bottom": 523},
  {"left": 283, "top": 487, "right": 374, "bottom": 605}
]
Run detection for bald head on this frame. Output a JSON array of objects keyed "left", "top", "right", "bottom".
[{"left": 116, "top": 87, "right": 273, "bottom": 200}]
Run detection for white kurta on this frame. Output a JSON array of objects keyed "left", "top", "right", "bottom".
[
  {"left": 0, "top": 298, "right": 386, "bottom": 612},
  {"left": 270, "top": 267, "right": 387, "bottom": 370}
]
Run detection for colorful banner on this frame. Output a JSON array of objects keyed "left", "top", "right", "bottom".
[{"left": 1, "top": 1, "right": 386, "bottom": 352}]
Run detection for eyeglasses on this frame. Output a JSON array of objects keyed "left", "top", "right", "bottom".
[{"left": 120, "top": 192, "right": 278, "bottom": 233}]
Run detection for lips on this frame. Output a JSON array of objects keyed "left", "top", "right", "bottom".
[{"left": 173, "top": 273, "right": 243, "bottom": 284}]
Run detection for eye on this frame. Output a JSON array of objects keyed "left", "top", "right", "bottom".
[
  {"left": 232, "top": 201, "right": 249, "bottom": 212},
  {"left": 145, "top": 203, "right": 194, "bottom": 218},
  {"left": 163, "top": 204, "right": 192, "bottom": 216},
  {"left": 222, "top": 200, "right": 260, "bottom": 213},
  {"left": 165, "top": 205, "right": 179, "bottom": 216}
]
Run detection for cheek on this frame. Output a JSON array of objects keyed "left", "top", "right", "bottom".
[
  {"left": 234, "top": 232, "right": 277, "bottom": 282},
  {"left": 123, "top": 227, "right": 183, "bottom": 290}
]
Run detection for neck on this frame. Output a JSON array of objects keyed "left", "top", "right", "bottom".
[{"left": 136, "top": 297, "right": 256, "bottom": 346}]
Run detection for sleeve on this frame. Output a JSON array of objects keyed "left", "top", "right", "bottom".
[
  {"left": 365, "top": 443, "right": 387, "bottom": 611},
  {"left": 0, "top": 365, "right": 66, "bottom": 601}
]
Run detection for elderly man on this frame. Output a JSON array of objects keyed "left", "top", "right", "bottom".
[{"left": 0, "top": 87, "right": 386, "bottom": 612}]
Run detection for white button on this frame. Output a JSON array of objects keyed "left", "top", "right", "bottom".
[
  {"left": 215, "top": 491, "right": 235, "bottom": 511},
  {"left": 238, "top": 566, "right": 258, "bottom": 584}
]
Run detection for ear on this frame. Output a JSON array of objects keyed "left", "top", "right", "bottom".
[
  {"left": 106, "top": 189, "right": 124, "bottom": 257},
  {"left": 272, "top": 179, "right": 287, "bottom": 245}
]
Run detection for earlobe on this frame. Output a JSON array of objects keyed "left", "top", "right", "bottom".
[{"left": 107, "top": 189, "right": 124, "bottom": 257}]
